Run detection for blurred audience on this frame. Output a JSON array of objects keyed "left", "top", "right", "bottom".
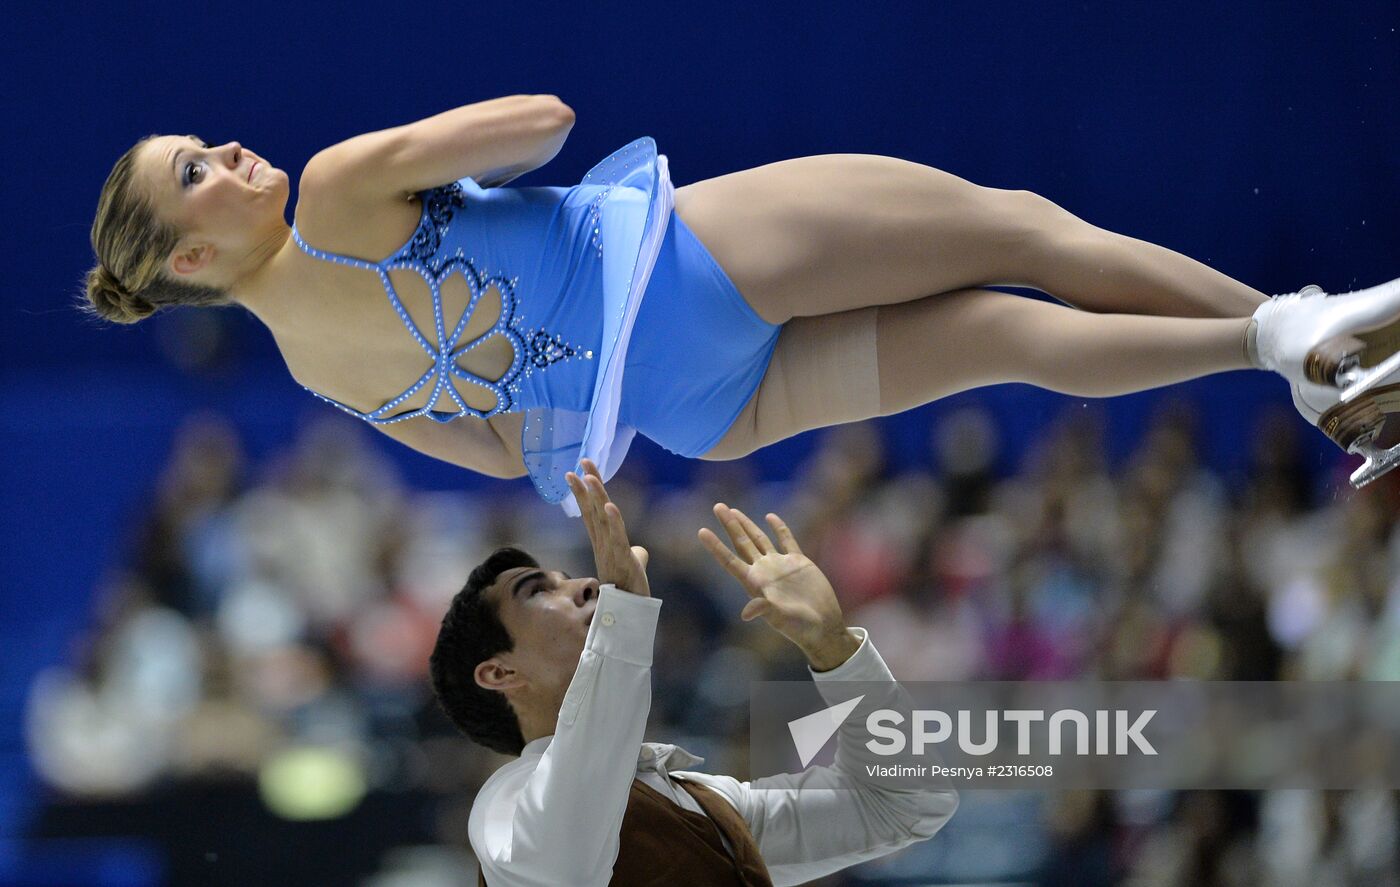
[{"left": 25, "top": 402, "right": 1400, "bottom": 886}]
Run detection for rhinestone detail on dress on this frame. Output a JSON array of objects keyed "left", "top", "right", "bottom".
[{"left": 288, "top": 183, "right": 590, "bottom": 425}]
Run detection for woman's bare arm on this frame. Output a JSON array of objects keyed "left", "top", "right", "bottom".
[
  {"left": 373, "top": 412, "right": 527, "bottom": 480},
  {"left": 300, "top": 95, "right": 575, "bottom": 203}
]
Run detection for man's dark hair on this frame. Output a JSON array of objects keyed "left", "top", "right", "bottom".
[{"left": 430, "top": 547, "right": 537, "bottom": 755}]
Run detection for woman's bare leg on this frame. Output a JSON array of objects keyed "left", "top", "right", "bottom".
[
  {"left": 673, "top": 155, "right": 1267, "bottom": 323},
  {"left": 704, "top": 290, "right": 1252, "bottom": 460}
]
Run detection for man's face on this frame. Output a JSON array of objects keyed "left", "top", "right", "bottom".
[{"left": 478, "top": 567, "right": 601, "bottom": 703}]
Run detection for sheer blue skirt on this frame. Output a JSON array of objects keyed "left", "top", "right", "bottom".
[{"left": 520, "top": 138, "right": 779, "bottom": 514}]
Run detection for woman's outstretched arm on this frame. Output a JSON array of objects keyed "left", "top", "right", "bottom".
[{"left": 302, "top": 95, "right": 575, "bottom": 201}]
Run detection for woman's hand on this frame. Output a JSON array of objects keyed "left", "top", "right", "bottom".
[
  {"left": 565, "top": 459, "right": 650, "bottom": 598},
  {"left": 699, "top": 504, "right": 859, "bottom": 671}
]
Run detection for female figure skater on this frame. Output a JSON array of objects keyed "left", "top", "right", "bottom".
[{"left": 85, "top": 95, "right": 1400, "bottom": 511}]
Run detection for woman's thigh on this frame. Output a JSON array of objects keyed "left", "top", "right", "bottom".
[
  {"left": 700, "top": 307, "right": 882, "bottom": 461},
  {"left": 673, "top": 154, "right": 1063, "bottom": 324}
]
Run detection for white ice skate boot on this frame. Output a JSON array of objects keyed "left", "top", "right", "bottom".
[
  {"left": 1265, "top": 283, "right": 1400, "bottom": 487},
  {"left": 1251, "top": 276, "right": 1400, "bottom": 400}
]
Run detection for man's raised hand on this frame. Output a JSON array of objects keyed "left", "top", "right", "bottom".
[
  {"left": 565, "top": 460, "right": 650, "bottom": 597},
  {"left": 698, "top": 504, "right": 859, "bottom": 671}
]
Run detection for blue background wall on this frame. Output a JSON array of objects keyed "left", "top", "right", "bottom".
[{"left": 2, "top": 0, "right": 1398, "bottom": 849}]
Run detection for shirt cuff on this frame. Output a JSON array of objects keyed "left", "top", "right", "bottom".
[
  {"left": 810, "top": 628, "right": 895, "bottom": 693},
  {"left": 584, "top": 585, "right": 662, "bottom": 667}
]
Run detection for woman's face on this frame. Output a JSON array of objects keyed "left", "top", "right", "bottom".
[{"left": 138, "top": 134, "right": 290, "bottom": 279}]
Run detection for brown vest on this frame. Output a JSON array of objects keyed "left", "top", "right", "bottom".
[{"left": 478, "top": 777, "right": 774, "bottom": 887}]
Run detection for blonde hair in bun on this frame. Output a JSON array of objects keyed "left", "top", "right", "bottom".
[{"left": 84, "top": 263, "right": 156, "bottom": 324}]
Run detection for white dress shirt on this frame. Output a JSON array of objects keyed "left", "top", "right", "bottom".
[{"left": 468, "top": 585, "right": 959, "bottom": 887}]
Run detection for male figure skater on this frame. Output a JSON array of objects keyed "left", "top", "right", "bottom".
[{"left": 430, "top": 460, "right": 958, "bottom": 886}]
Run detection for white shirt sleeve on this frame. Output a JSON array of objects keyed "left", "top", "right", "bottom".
[
  {"left": 470, "top": 585, "right": 661, "bottom": 887},
  {"left": 678, "top": 628, "right": 959, "bottom": 887}
]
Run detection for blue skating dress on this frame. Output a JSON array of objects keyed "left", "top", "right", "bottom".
[{"left": 290, "top": 139, "right": 780, "bottom": 515}]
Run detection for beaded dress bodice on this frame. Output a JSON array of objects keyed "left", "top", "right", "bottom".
[
  {"left": 285, "top": 137, "right": 672, "bottom": 516},
  {"left": 289, "top": 177, "right": 612, "bottom": 425}
]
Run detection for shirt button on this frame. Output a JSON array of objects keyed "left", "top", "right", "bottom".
[{"left": 600, "top": 612, "right": 616, "bottom": 627}]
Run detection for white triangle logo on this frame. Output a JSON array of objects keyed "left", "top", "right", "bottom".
[{"left": 787, "top": 695, "right": 865, "bottom": 767}]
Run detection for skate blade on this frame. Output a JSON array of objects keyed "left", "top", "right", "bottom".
[
  {"left": 1340, "top": 349, "right": 1400, "bottom": 403},
  {"left": 1349, "top": 439, "right": 1400, "bottom": 488}
]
